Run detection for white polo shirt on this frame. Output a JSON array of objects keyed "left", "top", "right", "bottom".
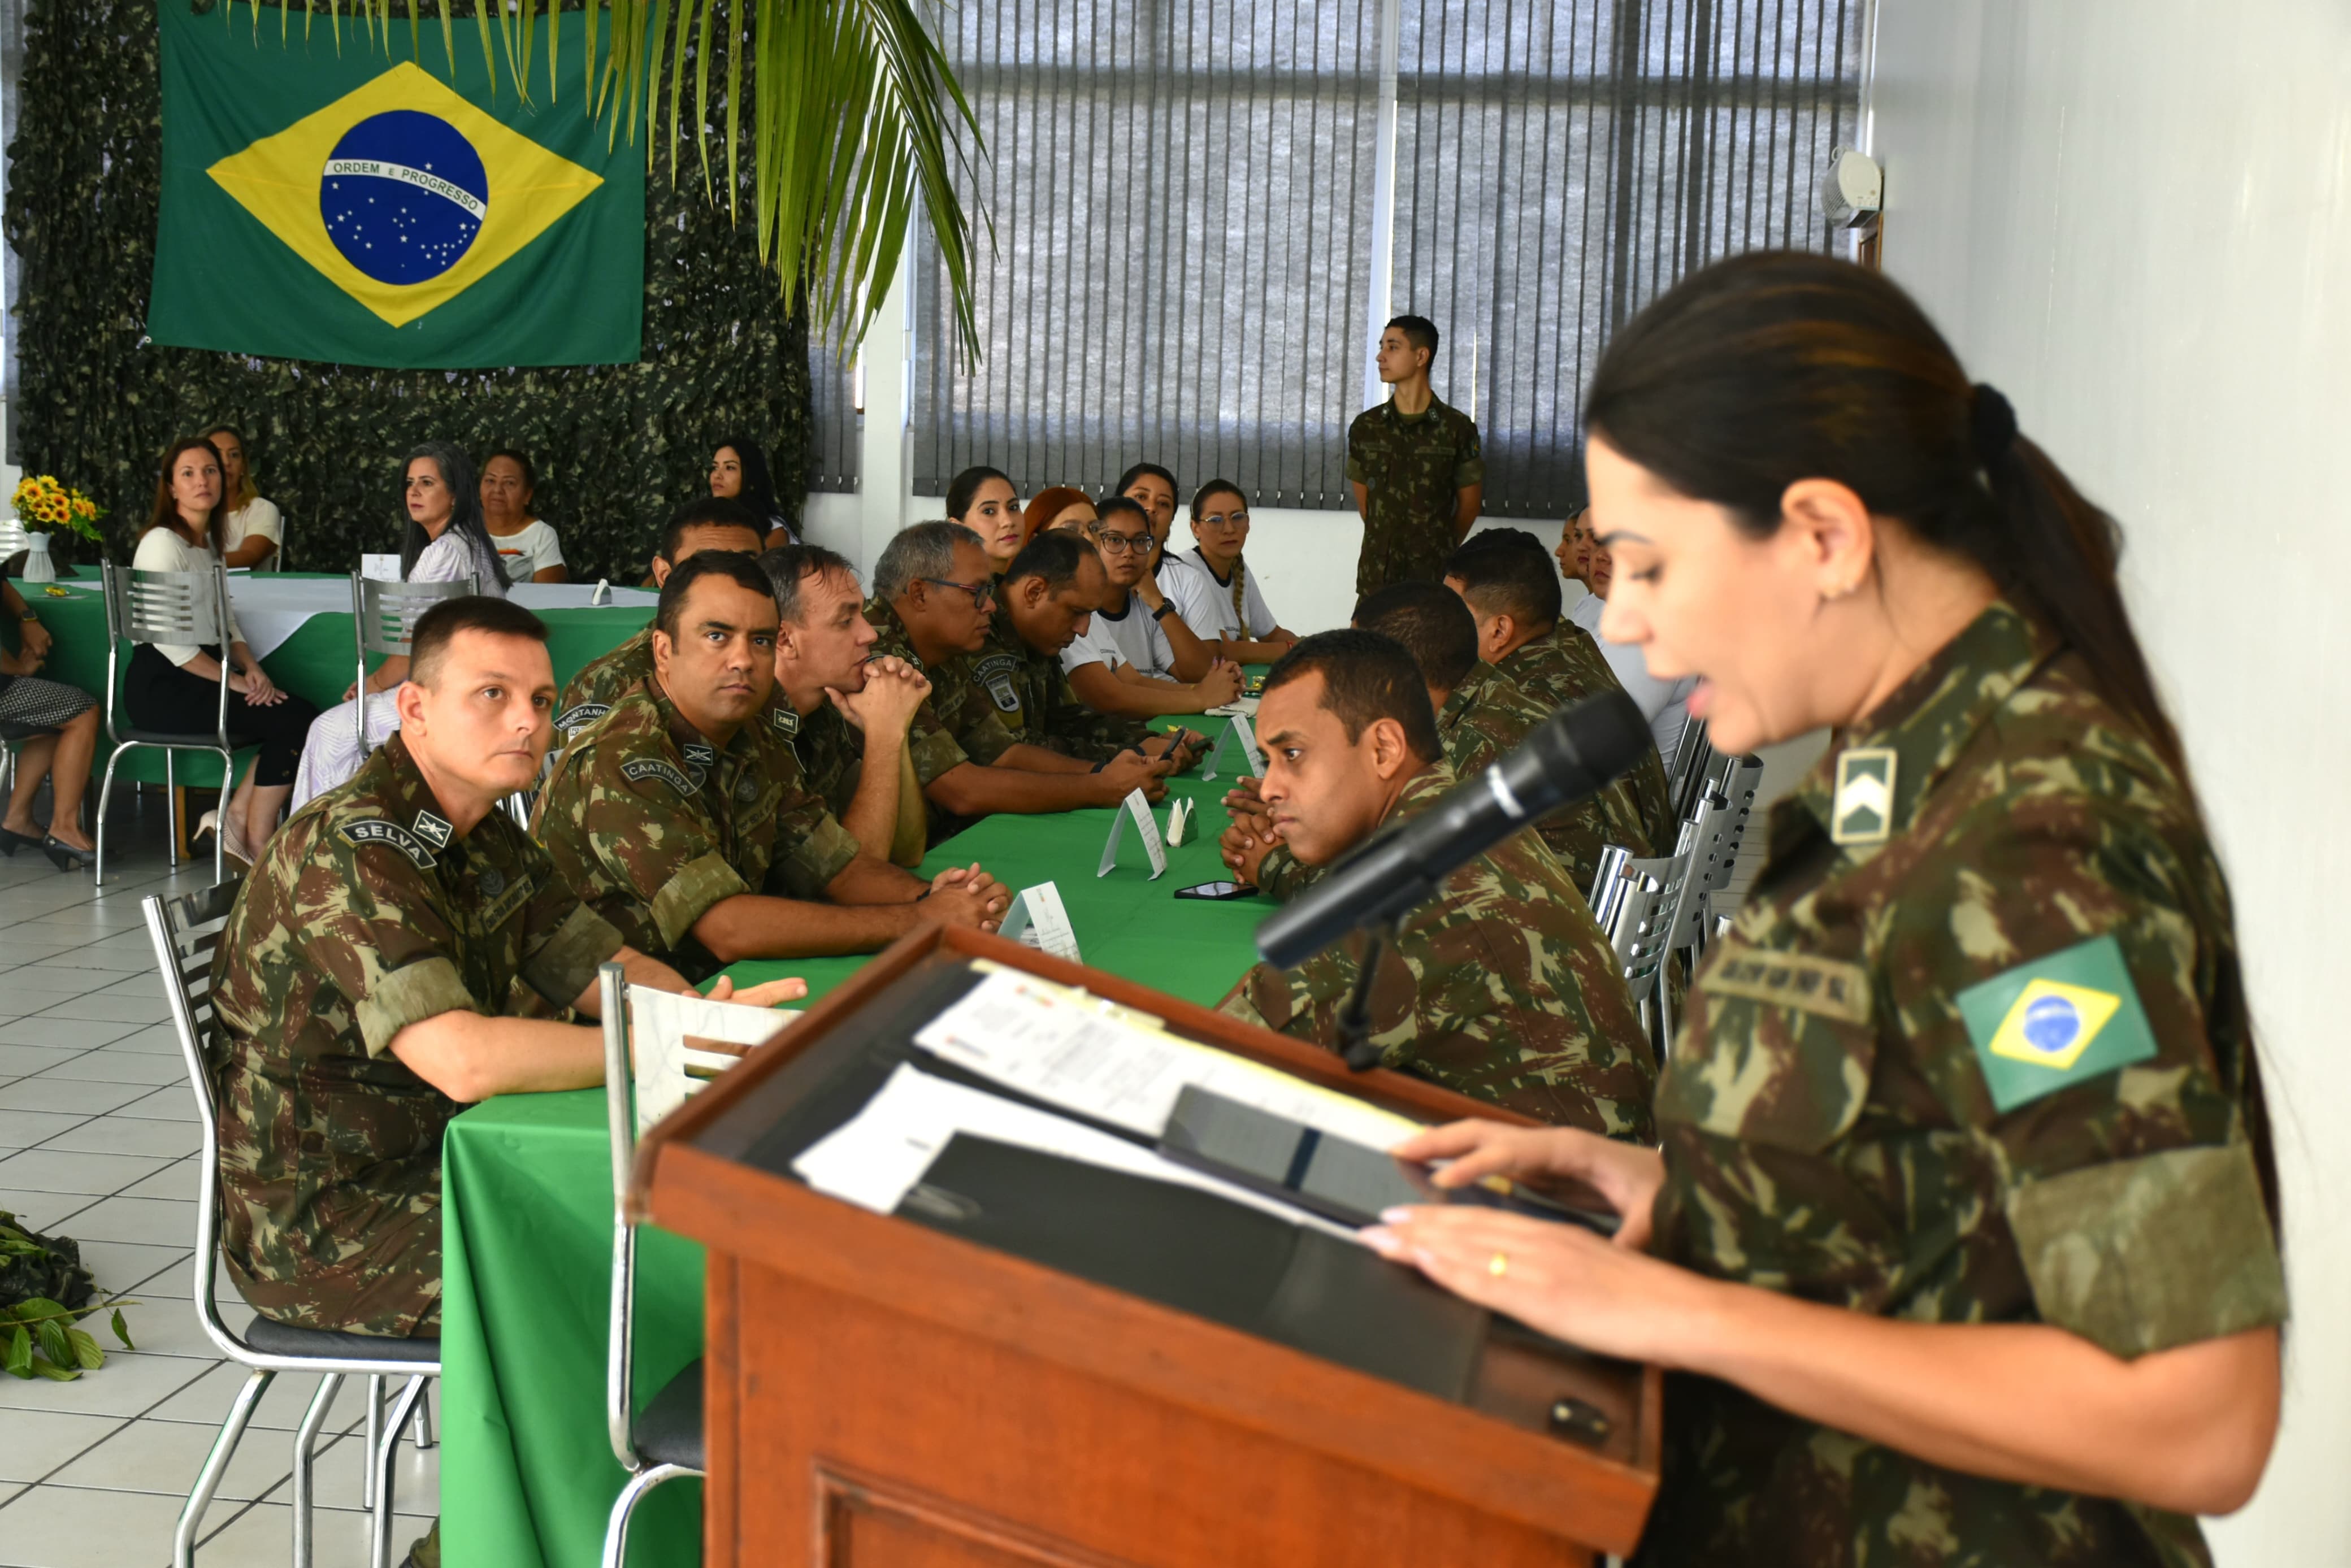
[
  {"left": 1162, "top": 549, "right": 1278, "bottom": 644},
  {"left": 1568, "top": 589, "right": 1694, "bottom": 763},
  {"left": 1060, "top": 590, "right": 1179, "bottom": 679}
]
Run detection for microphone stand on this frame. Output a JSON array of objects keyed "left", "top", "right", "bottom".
[{"left": 1336, "top": 916, "right": 1400, "bottom": 1072}]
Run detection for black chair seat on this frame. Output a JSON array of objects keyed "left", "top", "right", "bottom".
[
  {"left": 635, "top": 1359, "right": 704, "bottom": 1469},
  {"left": 244, "top": 1315, "right": 441, "bottom": 1365},
  {"left": 113, "top": 727, "right": 237, "bottom": 749}
]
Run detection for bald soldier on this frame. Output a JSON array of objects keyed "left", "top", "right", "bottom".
[
  {"left": 1228, "top": 580, "right": 1621, "bottom": 901},
  {"left": 554, "top": 496, "right": 767, "bottom": 737},
  {"left": 535, "top": 553, "right": 1007, "bottom": 982},
  {"left": 1218, "top": 631, "right": 1655, "bottom": 1137},
  {"left": 209, "top": 597, "right": 799, "bottom": 1568}
]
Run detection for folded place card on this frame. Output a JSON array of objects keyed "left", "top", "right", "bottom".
[
  {"left": 1165, "top": 797, "right": 1196, "bottom": 847},
  {"left": 1198, "top": 713, "right": 1265, "bottom": 783},
  {"left": 999, "top": 880, "right": 1082, "bottom": 964},
  {"left": 359, "top": 554, "right": 402, "bottom": 582},
  {"left": 1098, "top": 787, "right": 1169, "bottom": 880}
]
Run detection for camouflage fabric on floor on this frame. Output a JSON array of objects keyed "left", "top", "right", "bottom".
[
  {"left": 965, "top": 602, "right": 1157, "bottom": 765},
  {"left": 210, "top": 732, "right": 621, "bottom": 1335},
  {"left": 1637, "top": 602, "right": 2285, "bottom": 1568},
  {"left": 553, "top": 624, "right": 654, "bottom": 739},
  {"left": 1495, "top": 620, "right": 1674, "bottom": 857},
  {"left": 533, "top": 677, "right": 859, "bottom": 982},
  {"left": 1345, "top": 394, "right": 1484, "bottom": 593},
  {"left": 1220, "top": 762, "right": 1654, "bottom": 1139}
]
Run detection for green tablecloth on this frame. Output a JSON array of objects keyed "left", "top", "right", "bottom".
[
  {"left": 441, "top": 752, "right": 1272, "bottom": 1567},
  {"left": 18, "top": 573, "right": 652, "bottom": 787}
]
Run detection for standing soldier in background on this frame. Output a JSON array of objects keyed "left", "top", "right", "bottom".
[{"left": 1347, "top": 314, "right": 1484, "bottom": 594}]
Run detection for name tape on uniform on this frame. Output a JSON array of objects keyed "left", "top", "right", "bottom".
[
  {"left": 1197, "top": 713, "right": 1264, "bottom": 783},
  {"left": 999, "top": 881, "right": 1082, "bottom": 965},
  {"left": 1098, "top": 787, "right": 1169, "bottom": 880}
]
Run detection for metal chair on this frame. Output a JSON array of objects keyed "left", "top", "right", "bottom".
[
  {"left": 596, "top": 961, "right": 705, "bottom": 1568},
  {"left": 143, "top": 880, "right": 441, "bottom": 1568},
  {"left": 96, "top": 562, "right": 239, "bottom": 888},
  {"left": 1665, "top": 716, "right": 1714, "bottom": 827},
  {"left": 1592, "top": 844, "right": 1695, "bottom": 1065},
  {"left": 1665, "top": 751, "right": 1764, "bottom": 962},
  {"left": 350, "top": 572, "right": 476, "bottom": 754}
]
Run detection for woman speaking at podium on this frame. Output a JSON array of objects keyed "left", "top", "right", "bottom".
[{"left": 1365, "top": 254, "right": 2283, "bottom": 1567}]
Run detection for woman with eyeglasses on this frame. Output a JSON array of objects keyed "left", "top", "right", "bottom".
[
  {"left": 1160, "top": 480, "right": 1296, "bottom": 664},
  {"left": 1060, "top": 496, "right": 1240, "bottom": 719},
  {"left": 1365, "top": 253, "right": 2282, "bottom": 1565},
  {"left": 289, "top": 442, "right": 509, "bottom": 810},
  {"left": 946, "top": 465, "right": 1025, "bottom": 577}
]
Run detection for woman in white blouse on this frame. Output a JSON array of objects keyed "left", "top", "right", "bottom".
[
  {"left": 480, "top": 448, "right": 567, "bottom": 583},
  {"left": 202, "top": 424, "right": 282, "bottom": 571},
  {"left": 127, "top": 437, "right": 319, "bottom": 866},
  {"left": 289, "top": 442, "right": 508, "bottom": 809}
]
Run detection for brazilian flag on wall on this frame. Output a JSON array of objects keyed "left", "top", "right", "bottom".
[{"left": 148, "top": 2, "right": 645, "bottom": 368}]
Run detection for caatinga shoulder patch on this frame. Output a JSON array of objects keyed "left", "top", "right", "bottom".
[
  {"left": 337, "top": 818, "right": 437, "bottom": 870},
  {"left": 621, "top": 757, "right": 697, "bottom": 796},
  {"left": 973, "top": 651, "right": 1023, "bottom": 713},
  {"left": 1955, "top": 932, "right": 2158, "bottom": 1113}
]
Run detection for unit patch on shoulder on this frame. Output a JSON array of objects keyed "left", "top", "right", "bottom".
[
  {"left": 1830, "top": 747, "right": 1898, "bottom": 846},
  {"left": 1954, "top": 932, "right": 2158, "bottom": 1113},
  {"left": 555, "top": 702, "right": 610, "bottom": 735},
  {"left": 338, "top": 819, "right": 437, "bottom": 870},
  {"left": 621, "top": 758, "right": 697, "bottom": 796},
  {"left": 771, "top": 705, "right": 800, "bottom": 739},
  {"left": 1697, "top": 939, "right": 1872, "bottom": 1024},
  {"left": 974, "top": 652, "right": 1023, "bottom": 714}
]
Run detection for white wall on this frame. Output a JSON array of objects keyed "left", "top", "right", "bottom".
[{"left": 1872, "top": 3, "right": 2351, "bottom": 1558}]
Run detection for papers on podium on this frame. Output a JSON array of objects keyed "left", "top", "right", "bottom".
[
  {"left": 1098, "top": 787, "right": 1168, "bottom": 879},
  {"left": 999, "top": 881, "right": 1081, "bottom": 964},
  {"left": 628, "top": 984, "right": 799, "bottom": 1135}
]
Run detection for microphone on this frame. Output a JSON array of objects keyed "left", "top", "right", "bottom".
[{"left": 1255, "top": 689, "right": 1652, "bottom": 971}]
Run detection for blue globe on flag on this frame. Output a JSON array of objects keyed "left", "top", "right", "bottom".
[
  {"left": 2020, "top": 993, "right": 2083, "bottom": 1056},
  {"left": 319, "top": 110, "right": 488, "bottom": 286}
]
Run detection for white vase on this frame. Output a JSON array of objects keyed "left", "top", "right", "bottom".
[{"left": 21, "top": 532, "right": 54, "bottom": 584}]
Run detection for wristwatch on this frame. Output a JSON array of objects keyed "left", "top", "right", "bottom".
[{"left": 1151, "top": 601, "right": 1177, "bottom": 621}]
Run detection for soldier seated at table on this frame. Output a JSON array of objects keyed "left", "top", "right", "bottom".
[
  {"left": 1216, "top": 630, "right": 1655, "bottom": 1138},
  {"left": 553, "top": 496, "right": 767, "bottom": 737},
  {"left": 1444, "top": 529, "right": 1673, "bottom": 857},
  {"left": 761, "top": 542, "right": 933, "bottom": 867},
  {"left": 865, "top": 522, "right": 1177, "bottom": 835},
  {"left": 971, "top": 531, "right": 1211, "bottom": 772},
  {"left": 535, "top": 552, "right": 1008, "bottom": 983},
  {"left": 1227, "top": 580, "right": 1620, "bottom": 899},
  {"left": 210, "top": 598, "right": 795, "bottom": 1568}
]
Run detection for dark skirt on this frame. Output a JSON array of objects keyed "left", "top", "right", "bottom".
[
  {"left": 124, "top": 644, "right": 319, "bottom": 787},
  {"left": 0, "top": 674, "right": 97, "bottom": 741}
]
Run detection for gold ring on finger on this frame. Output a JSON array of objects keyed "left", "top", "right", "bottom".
[{"left": 1487, "top": 1250, "right": 1509, "bottom": 1279}]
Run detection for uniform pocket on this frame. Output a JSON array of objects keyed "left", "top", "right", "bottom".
[{"left": 1653, "top": 940, "right": 1879, "bottom": 1153}]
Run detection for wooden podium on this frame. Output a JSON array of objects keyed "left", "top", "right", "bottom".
[{"left": 636, "top": 926, "right": 1662, "bottom": 1566}]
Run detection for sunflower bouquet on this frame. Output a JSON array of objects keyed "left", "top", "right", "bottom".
[{"left": 12, "top": 474, "right": 104, "bottom": 543}]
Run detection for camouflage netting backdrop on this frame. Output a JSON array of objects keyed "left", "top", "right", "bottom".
[{"left": 5, "top": 0, "right": 812, "bottom": 583}]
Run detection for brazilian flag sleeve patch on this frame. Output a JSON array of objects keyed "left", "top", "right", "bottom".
[{"left": 1955, "top": 933, "right": 2159, "bottom": 1114}]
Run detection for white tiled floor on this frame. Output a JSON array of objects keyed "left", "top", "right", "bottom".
[{"left": 0, "top": 796, "right": 437, "bottom": 1567}]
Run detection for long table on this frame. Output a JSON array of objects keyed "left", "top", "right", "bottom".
[
  {"left": 440, "top": 742, "right": 1274, "bottom": 1567},
  {"left": 16, "top": 572, "right": 656, "bottom": 786}
]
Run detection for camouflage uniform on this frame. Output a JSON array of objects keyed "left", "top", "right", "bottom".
[
  {"left": 860, "top": 597, "right": 986, "bottom": 777},
  {"left": 1497, "top": 620, "right": 1674, "bottom": 858},
  {"left": 1639, "top": 602, "right": 2285, "bottom": 1568},
  {"left": 533, "top": 677, "right": 860, "bottom": 982},
  {"left": 555, "top": 624, "right": 653, "bottom": 739},
  {"left": 965, "top": 602, "right": 1158, "bottom": 764},
  {"left": 1345, "top": 394, "right": 1484, "bottom": 593},
  {"left": 787, "top": 701, "right": 862, "bottom": 819},
  {"left": 209, "top": 732, "right": 622, "bottom": 1335},
  {"left": 1253, "top": 662, "right": 1620, "bottom": 902},
  {"left": 1221, "top": 762, "right": 1655, "bottom": 1139}
]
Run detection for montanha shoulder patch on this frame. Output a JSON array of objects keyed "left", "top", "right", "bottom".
[
  {"left": 621, "top": 757, "right": 697, "bottom": 796},
  {"left": 337, "top": 818, "right": 437, "bottom": 870},
  {"left": 556, "top": 701, "right": 610, "bottom": 735}
]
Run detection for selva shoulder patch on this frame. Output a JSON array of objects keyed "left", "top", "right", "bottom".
[
  {"left": 621, "top": 757, "right": 698, "bottom": 796},
  {"left": 1955, "top": 932, "right": 2158, "bottom": 1113},
  {"left": 337, "top": 818, "right": 437, "bottom": 870}
]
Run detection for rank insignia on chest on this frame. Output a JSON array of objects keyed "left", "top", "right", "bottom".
[
  {"left": 734, "top": 776, "right": 758, "bottom": 803},
  {"left": 476, "top": 866, "right": 505, "bottom": 899},
  {"left": 411, "top": 810, "right": 452, "bottom": 849},
  {"left": 1955, "top": 933, "right": 2158, "bottom": 1113},
  {"left": 1830, "top": 747, "right": 1898, "bottom": 846},
  {"left": 771, "top": 706, "right": 799, "bottom": 739},
  {"left": 621, "top": 757, "right": 697, "bottom": 796},
  {"left": 339, "top": 818, "right": 436, "bottom": 869}
]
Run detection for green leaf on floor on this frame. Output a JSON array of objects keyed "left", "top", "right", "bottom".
[
  {"left": 111, "top": 1307, "right": 133, "bottom": 1349},
  {"left": 68, "top": 1326, "right": 105, "bottom": 1370},
  {"left": 5, "top": 1323, "right": 29, "bottom": 1378}
]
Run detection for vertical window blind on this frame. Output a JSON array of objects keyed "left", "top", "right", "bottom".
[{"left": 858, "top": 0, "right": 1864, "bottom": 513}]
